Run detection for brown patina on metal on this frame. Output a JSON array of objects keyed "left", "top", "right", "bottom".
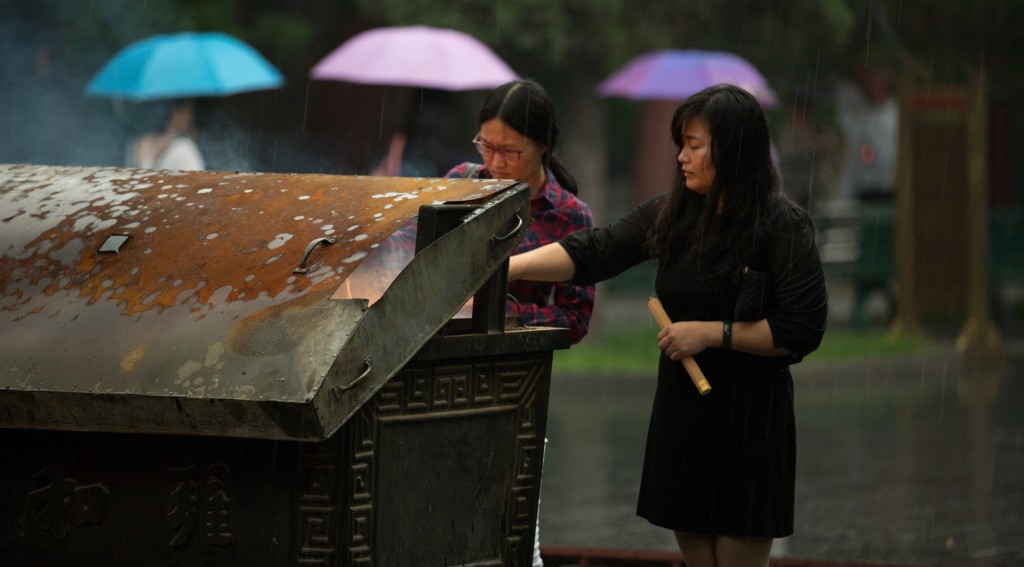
[
  {"left": 1, "top": 164, "right": 507, "bottom": 315},
  {"left": 0, "top": 164, "right": 529, "bottom": 440}
]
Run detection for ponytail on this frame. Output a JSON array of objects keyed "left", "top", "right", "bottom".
[{"left": 547, "top": 153, "right": 578, "bottom": 195}]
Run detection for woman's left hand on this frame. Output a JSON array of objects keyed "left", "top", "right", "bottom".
[{"left": 657, "top": 321, "right": 714, "bottom": 361}]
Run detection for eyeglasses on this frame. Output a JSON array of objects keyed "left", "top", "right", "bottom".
[{"left": 472, "top": 136, "right": 525, "bottom": 163}]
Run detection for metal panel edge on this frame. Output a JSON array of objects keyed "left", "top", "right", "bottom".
[{"left": 313, "top": 183, "right": 532, "bottom": 438}]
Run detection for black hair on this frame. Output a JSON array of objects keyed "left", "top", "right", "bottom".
[
  {"left": 646, "top": 84, "right": 781, "bottom": 289},
  {"left": 477, "top": 79, "right": 578, "bottom": 195}
]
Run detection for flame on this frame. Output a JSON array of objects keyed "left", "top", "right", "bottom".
[
  {"left": 331, "top": 270, "right": 386, "bottom": 305},
  {"left": 327, "top": 225, "right": 475, "bottom": 317},
  {"left": 330, "top": 242, "right": 411, "bottom": 306}
]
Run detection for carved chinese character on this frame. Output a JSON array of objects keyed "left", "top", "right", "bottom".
[
  {"left": 27, "top": 460, "right": 109, "bottom": 540},
  {"left": 166, "top": 463, "right": 233, "bottom": 551}
]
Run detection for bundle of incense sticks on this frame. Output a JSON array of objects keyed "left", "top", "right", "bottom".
[{"left": 646, "top": 297, "right": 712, "bottom": 396}]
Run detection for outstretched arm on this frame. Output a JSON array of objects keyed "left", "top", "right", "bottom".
[{"left": 508, "top": 242, "right": 576, "bottom": 283}]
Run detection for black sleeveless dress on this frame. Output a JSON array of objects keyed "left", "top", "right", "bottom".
[{"left": 560, "top": 192, "right": 827, "bottom": 537}]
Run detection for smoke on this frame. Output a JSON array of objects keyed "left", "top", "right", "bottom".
[
  {"left": 1, "top": 7, "right": 116, "bottom": 166},
  {"left": 0, "top": 2, "right": 481, "bottom": 176}
]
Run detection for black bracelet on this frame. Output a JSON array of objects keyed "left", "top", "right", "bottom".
[{"left": 722, "top": 320, "right": 732, "bottom": 351}]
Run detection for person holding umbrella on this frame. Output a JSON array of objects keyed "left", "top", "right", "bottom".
[
  {"left": 86, "top": 31, "right": 284, "bottom": 172},
  {"left": 508, "top": 84, "right": 827, "bottom": 567},
  {"left": 126, "top": 99, "right": 205, "bottom": 171}
]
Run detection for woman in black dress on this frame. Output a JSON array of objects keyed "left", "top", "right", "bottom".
[{"left": 509, "top": 84, "right": 827, "bottom": 567}]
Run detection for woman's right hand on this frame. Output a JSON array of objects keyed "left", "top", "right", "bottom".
[{"left": 657, "top": 321, "right": 715, "bottom": 360}]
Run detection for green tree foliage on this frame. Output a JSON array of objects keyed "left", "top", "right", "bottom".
[
  {"left": 350, "top": 0, "right": 1023, "bottom": 95},
  {"left": 3, "top": 0, "right": 322, "bottom": 79},
  {"left": 884, "top": 0, "right": 1024, "bottom": 91},
  {"left": 16, "top": 0, "right": 1020, "bottom": 98},
  {"left": 352, "top": 0, "right": 858, "bottom": 93}
]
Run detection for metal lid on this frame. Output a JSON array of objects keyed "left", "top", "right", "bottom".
[{"left": 0, "top": 164, "right": 530, "bottom": 440}]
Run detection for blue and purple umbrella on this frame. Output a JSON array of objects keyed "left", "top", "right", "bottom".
[{"left": 597, "top": 49, "right": 777, "bottom": 108}]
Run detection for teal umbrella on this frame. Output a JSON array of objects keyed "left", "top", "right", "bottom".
[{"left": 86, "top": 32, "right": 284, "bottom": 101}]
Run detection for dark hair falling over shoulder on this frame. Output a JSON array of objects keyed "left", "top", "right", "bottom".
[
  {"left": 478, "top": 79, "right": 579, "bottom": 195},
  {"left": 646, "top": 84, "right": 781, "bottom": 290}
]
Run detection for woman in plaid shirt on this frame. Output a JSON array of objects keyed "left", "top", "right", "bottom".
[
  {"left": 362, "top": 79, "right": 594, "bottom": 345},
  {"left": 447, "top": 79, "right": 595, "bottom": 344},
  {"left": 455, "top": 79, "right": 594, "bottom": 567}
]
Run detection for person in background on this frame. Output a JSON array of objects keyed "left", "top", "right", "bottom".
[
  {"left": 371, "top": 89, "right": 472, "bottom": 178},
  {"left": 834, "top": 66, "right": 898, "bottom": 204},
  {"left": 775, "top": 86, "right": 838, "bottom": 212},
  {"left": 126, "top": 99, "right": 205, "bottom": 171},
  {"left": 508, "top": 84, "right": 827, "bottom": 567}
]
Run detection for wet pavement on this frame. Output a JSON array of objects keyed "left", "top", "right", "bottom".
[{"left": 539, "top": 340, "right": 1024, "bottom": 567}]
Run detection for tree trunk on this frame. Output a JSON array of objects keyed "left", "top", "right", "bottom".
[{"left": 560, "top": 64, "right": 608, "bottom": 225}]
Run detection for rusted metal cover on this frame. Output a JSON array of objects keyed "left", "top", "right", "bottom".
[{"left": 0, "top": 164, "right": 529, "bottom": 440}]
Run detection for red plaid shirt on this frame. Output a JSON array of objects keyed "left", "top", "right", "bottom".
[
  {"left": 372, "top": 164, "right": 595, "bottom": 343},
  {"left": 446, "top": 163, "right": 596, "bottom": 343}
]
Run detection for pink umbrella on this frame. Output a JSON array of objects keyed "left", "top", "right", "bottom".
[
  {"left": 597, "top": 49, "right": 777, "bottom": 107},
  {"left": 310, "top": 25, "right": 517, "bottom": 91}
]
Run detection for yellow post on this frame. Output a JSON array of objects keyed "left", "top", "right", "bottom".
[
  {"left": 955, "top": 69, "right": 1004, "bottom": 360},
  {"left": 889, "top": 76, "right": 922, "bottom": 338}
]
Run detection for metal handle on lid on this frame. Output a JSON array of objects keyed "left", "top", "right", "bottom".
[{"left": 293, "top": 237, "right": 337, "bottom": 274}]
